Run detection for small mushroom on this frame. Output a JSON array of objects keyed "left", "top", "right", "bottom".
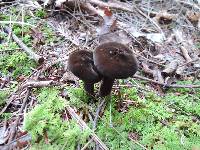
[
  {"left": 93, "top": 42, "right": 138, "bottom": 97},
  {"left": 68, "top": 50, "right": 102, "bottom": 96}
]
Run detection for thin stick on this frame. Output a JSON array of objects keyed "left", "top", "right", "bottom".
[
  {"left": 87, "top": 0, "right": 133, "bottom": 12},
  {"left": 20, "top": 80, "right": 61, "bottom": 89},
  {"left": 4, "top": 27, "right": 44, "bottom": 63},
  {"left": 67, "top": 106, "right": 109, "bottom": 150},
  {"left": 93, "top": 98, "right": 106, "bottom": 130},
  {"left": 0, "top": 21, "right": 36, "bottom": 27},
  {"left": 7, "top": 88, "right": 30, "bottom": 144},
  {"left": 81, "top": 137, "right": 94, "bottom": 150},
  {"left": 133, "top": 75, "right": 200, "bottom": 88}
]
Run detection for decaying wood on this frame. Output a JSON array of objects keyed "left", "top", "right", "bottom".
[{"left": 4, "top": 27, "right": 44, "bottom": 63}]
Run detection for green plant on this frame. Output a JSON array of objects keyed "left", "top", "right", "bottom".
[
  {"left": 24, "top": 88, "right": 90, "bottom": 149},
  {"left": 0, "top": 90, "right": 9, "bottom": 106},
  {"left": 66, "top": 84, "right": 89, "bottom": 107},
  {"left": 195, "top": 42, "right": 200, "bottom": 49},
  {"left": 95, "top": 83, "right": 200, "bottom": 150},
  {"left": 0, "top": 51, "right": 36, "bottom": 78},
  {"left": 35, "top": 9, "right": 47, "bottom": 18}
]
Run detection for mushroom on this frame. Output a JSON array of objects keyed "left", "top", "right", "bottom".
[
  {"left": 93, "top": 42, "right": 138, "bottom": 97},
  {"left": 68, "top": 50, "right": 102, "bottom": 96}
]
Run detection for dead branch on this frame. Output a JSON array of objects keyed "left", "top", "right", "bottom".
[
  {"left": 133, "top": 75, "right": 200, "bottom": 88},
  {"left": 66, "top": 106, "right": 109, "bottom": 150},
  {"left": 20, "top": 80, "right": 61, "bottom": 89},
  {"left": 81, "top": 2, "right": 99, "bottom": 15},
  {"left": 4, "top": 27, "right": 44, "bottom": 63},
  {"left": 0, "top": 94, "right": 18, "bottom": 116}
]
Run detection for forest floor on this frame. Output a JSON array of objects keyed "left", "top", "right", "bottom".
[{"left": 0, "top": 0, "right": 200, "bottom": 150}]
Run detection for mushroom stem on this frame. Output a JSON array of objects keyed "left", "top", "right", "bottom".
[
  {"left": 99, "top": 77, "right": 115, "bottom": 97},
  {"left": 84, "top": 82, "right": 94, "bottom": 96}
]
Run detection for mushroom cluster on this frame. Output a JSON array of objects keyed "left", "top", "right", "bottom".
[
  {"left": 68, "top": 42, "right": 138, "bottom": 97},
  {"left": 68, "top": 50, "right": 102, "bottom": 96},
  {"left": 94, "top": 42, "right": 138, "bottom": 97}
]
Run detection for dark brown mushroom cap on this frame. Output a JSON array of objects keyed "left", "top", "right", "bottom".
[
  {"left": 93, "top": 42, "right": 138, "bottom": 79},
  {"left": 68, "top": 50, "right": 102, "bottom": 83}
]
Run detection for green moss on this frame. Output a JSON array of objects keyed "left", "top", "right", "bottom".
[
  {"left": 35, "top": 9, "right": 47, "bottom": 18},
  {"left": 24, "top": 88, "right": 90, "bottom": 149},
  {"left": 0, "top": 90, "right": 9, "bottom": 106},
  {"left": 0, "top": 51, "right": 36, "bottom": 78}
]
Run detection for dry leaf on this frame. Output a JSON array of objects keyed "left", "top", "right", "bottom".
[
  {"left": 186, "top": 11, "right": 200, "bottom": 23},
  {"left": 154, "top": 10, "right": 177, "bottom": 25},
  {"left": 96, "top": 7, "right": 117, "bottom": 36}
]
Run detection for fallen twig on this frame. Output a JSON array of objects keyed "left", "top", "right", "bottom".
[
  {"left": 4, "top": 27, "right": 44, "bottom": 63},
  {"left": 0, "top": 21, "right": 36, "bottom": 27},
  {"left": 0, "top": 133, "right": 31, "bottom": 150},
  {"left": 93, "top": 98, "right": 106, "bottom": 130},
  {"left": 20, "top": 80, "right": 61, "bottom": 89},
  {"left": 66, "top": 106, "right": 109, "bottom": 150},
  {"left": 128, "top": 136, "right": 148, "bottom": 150},
  {"left": 0, "top": 94, "right": 18, "bottom": 116},
  {"left": 81, "top": 137, "right": 94, "bottom": 150},
  {"left": 87, "top": 0, "right": 133, "bottom": 12},
  {"left": 7, "top": 88, "right": 30, "bottom": 145},
  {"left": 133, "top": 75, "right": 200, "bottom": 88},
  {"left": 133, "top": 5, "right": 164, "bottom": 33}
]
